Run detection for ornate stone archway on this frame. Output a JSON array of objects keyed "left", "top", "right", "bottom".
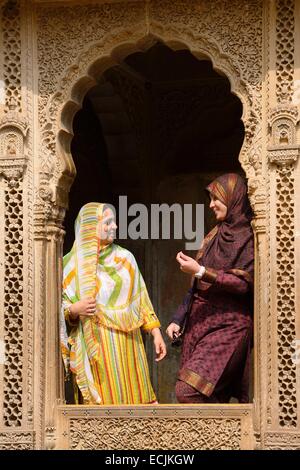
[
  {"left": 38, "top": 28, "right": 263, "bottom": 217},
  {"left": 35, "top": 8, "right": 265, "bottom": 450},
  {"left": 1, "top": 0, "right": 300, "bottom": 451}
]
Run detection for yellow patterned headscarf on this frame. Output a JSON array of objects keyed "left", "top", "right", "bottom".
[{"left": 73, "top": 202, "right": 110, "bottom": 300}]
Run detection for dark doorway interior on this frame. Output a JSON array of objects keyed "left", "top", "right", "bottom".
[{"left": 64, "top": 42, "right": 248, "bottom": 404}]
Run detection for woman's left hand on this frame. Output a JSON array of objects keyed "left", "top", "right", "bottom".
[
  {"left": 151, "top": 328, "right": 167, "bottom": 362},
  {"left": 176, "top": 251, "right": 201, "bottom": 275}
]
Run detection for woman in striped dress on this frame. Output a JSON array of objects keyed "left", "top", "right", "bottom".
[{"left": 60, "top": 202, "right": 166, "bottom": 405}]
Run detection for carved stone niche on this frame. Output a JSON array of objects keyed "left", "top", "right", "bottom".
[
  {"left": 0, "top": 101, "right": 29, "bottom": 179},
  {"left": 268, "top": 105, "right": 300, "bottom": 166},
  {"left": 269, "top": 105, "right": 298, "bottom": 145}
]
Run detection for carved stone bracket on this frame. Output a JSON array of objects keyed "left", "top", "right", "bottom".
[
  {"left": 268, "top": 146, "right": 300, "bottom": 167},
  {"left": 0, "top": 102, "right": 29, "bottom": 180},
  {"left": 34, "top": 201, "right": 66, "bottom": 241},
  {"left": 44, "top": 425, "right": 56, "bottom": 451},
  {"left": 268, "top": 104, "right": 300, "bottom": 166}
]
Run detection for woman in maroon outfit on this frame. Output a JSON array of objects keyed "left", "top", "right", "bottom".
[{"left": 166, "top": 173, "right": 254, "bottom": 403}]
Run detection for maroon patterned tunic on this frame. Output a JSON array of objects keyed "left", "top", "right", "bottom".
[{"left": 172, "top": 173, "right": 254, "bottom": 403}]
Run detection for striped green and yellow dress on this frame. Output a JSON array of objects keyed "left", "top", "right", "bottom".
[{"left": 61, "top": 244, "right": 160, "bottom": 405}]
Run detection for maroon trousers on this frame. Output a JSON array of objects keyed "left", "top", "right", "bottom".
[{"left": 173, "top": 270, "right": 253, "bottom": 404}]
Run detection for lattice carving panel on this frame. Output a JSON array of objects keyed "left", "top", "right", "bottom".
[
  {"left": 3, "top": 178, "right": 24, "bottom": 427},
  {"left": 1, "top": 0, "right": 22, "bottom": 112},
  {"left": 276, "top": 0, "right": 295, "bottom": 103},
  {"left": 276, "top": 165, "right": 297, "bottom": 427},
  {"left": 69, "top": 417, "right": 241, "bottom": 450}
]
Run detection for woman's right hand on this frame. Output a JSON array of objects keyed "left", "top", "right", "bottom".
[
  {"left": 166, "top": 322, "right": 181, "bottom": 340},
  {"left": 69, "top": 297, "right": 97, "bottom": 320}
]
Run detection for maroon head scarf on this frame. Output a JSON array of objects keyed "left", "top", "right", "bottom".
[{"left": 198, "top": 173, "right": 254, "bottom": 285}]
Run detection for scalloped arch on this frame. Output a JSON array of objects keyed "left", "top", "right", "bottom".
[{"left": 45, "top": 29, "right": 254, "bottom": 203}]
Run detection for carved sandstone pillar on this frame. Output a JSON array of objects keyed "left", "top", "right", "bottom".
[
  {"left": 44, "top": 222, "right": 65, "bottom": 450},
  {"left": 0, "top": 0, "right": 35, "bottom": 450},
  {"left": 0, "top": 107, "right": 28, "bottom": 429},
  {"left": 262, "top": 0, "right": 300, "bottom": 449},
  {"left": 267, "top": 107, "right": 300, "bottom": 442},
  {"left": 34, "top": 196, "right": 66, "bottom": 449}
]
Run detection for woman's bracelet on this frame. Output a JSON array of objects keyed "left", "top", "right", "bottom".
[
  {"left": 66, "top": 305, "right": 79, "bottom": 323},
  {"left": 194, "top": 265, "right": 206, "bottom": 279}
]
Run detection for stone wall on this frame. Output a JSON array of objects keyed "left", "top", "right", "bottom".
[{"left": 0, "top": 0, "right": 299, "bottom": 449}]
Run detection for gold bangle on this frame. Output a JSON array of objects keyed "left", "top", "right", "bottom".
[
  {"left": 202, "top": 267, "right": 218, "bottom": 283},
  {"left": 66, "top": 305, "right": 78, "bottom": 324}
]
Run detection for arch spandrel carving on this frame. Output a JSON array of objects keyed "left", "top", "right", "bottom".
[
  {"left": 38, "top": 33, "right": 264, "bottom": 222},
  {"left": 35, "top": 0, "right": 265, "bottom": 226}
]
